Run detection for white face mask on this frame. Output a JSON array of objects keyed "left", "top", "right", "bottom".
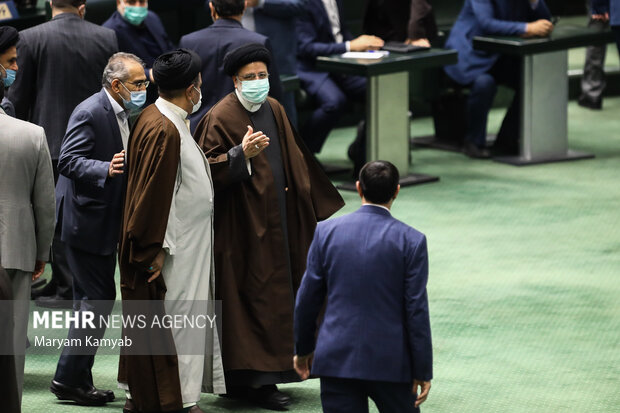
[{"left": 189, "top": 86, "right": 202, "bottom": 114}]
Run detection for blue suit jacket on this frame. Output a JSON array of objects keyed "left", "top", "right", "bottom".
[
  {"left": 444, "top": 0, "right": 551, "bottom": 85},
  {"left": 296, "top": 0, "right": 353, "bottom": 95},
  {"left": 56, "top": 89, "right": 126, "bottom": 256},
  {"left": 294, "top": 205, "right": 433, "bottom": 383},
  {"left": 592, "top": 0, "right": 620, "bottom": 26},
  {"left": 253, "top": 0, "right": 306, "bottom": 75},
  {"left": 179, "top": 18, "right": 284, "bottom": 132}
]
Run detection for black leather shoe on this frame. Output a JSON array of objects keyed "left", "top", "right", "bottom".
[
  {"left": 463, "top": 142, "right": 491, "bottom": 159},
  {"left": 577, "top": 95, "right": 602, "bottom": 110},
  {"left": 97, "top": 388, "right": 115, "bottom": 402},
  {"left": 50, "top": 380, "right": 110, "bottom": 406},
  {"left": 248, "top": 385, "right": 291, "bottom": 411},
  {"left": 35, "top": 295, "right": 73, "bottom": 309},
  {"left": 31, "top": 280, "right": 56, "bottom": 299}
]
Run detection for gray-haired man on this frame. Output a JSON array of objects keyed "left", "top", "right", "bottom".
[{"left": 50, "top": 52, "right": 148, "bottom": 406}]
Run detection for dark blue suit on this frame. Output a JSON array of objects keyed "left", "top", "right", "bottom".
[
  {"left": 444, "top": 0, "right": 551, "bottom": 152},
  {"left": 103, "top": 10, "right": 175, "bottom": 104},
  {"left": 53, "top": 89, "right": 125, "bottom": 388},
  {"left": 179, "top": 18, "right": 284, "bottom": 132},
  {"left": 251, "top": 0, "right": 306, "bottom": 126},
  {"left": 592, "top": 0, "right": 620, "bottom": 53},
  {"left": 444, "top": 0, "right": 551, "bottom": 150},
  {"left": 296, "top": 0, "right": 366, "bottom": 153},
  {"left": 295, "top": 205, "right": 432, "bottom": 413}
]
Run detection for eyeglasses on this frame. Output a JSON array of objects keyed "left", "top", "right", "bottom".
[
  {"left": 124, "top": 80, "right": 150, "bottom": 89},
  {"left": 237, "top": 72, "right": 269, "bottom": 81}
]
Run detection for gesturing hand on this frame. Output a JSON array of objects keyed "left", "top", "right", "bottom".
[
  {"left": 242, "top": 125, "right": 270, "bottom": 159},
  {"left": 108, "top": 150, "right": 125, "bottom": 178}
]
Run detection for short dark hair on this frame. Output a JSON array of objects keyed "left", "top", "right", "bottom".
[
  {"left": 359, "top": 161, "right": 399, "bottom": 204},
  {"left": 211, "top": 0, "right": 244, "bottom": 17},
  {"left": 158, "top": 74, "right": 200, "bottom": 100},
  {"left": 51, "top": 0, "right": 86, "bottom": 9}
]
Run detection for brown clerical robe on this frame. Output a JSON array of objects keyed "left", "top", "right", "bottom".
[
  {"left": 117, "top": 104, "right": 184, "bottom": 412},
  {"left": 194, "top": 93, "right": 344, "bottom": 381}
]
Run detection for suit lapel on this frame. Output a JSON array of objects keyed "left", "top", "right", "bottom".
[{"left": 101, "top": 89, "right": 124, "bottom": 150}]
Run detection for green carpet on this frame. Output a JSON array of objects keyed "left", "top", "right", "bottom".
[{"left": 24, "top": 97, "right": 620, "bottom": 412}]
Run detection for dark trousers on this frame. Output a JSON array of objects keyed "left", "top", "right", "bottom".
[
  {"left": 48, "top": 162, "right": 73, "bottom": 299},
  {"left": 613, "top": 26, "right": 620, "bottom": 56},
  {"left": 301, "top": 74, "right": 367, "bottom": 154},
  {"left": 581, "top": 18, "right": 609, "bottom": 104},
  {"left": 465, "top": 56, "right": 520, "bottom": 151},
  {"left": 320, "top": 377, "right": 419, "bottom": 413},
  {"left": 53, "top": 245, "right": 116, "bottom": 387}
]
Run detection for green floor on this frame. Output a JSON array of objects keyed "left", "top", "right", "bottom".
[{"left": 24, "top": 97, "right": 620, "bottom": 412}]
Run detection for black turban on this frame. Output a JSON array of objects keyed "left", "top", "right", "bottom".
[
  {"left": 0, "top": 26, "right": 19, "bottom": 55},
  {"left": 153, "top": 48, "right": 202, "bottom": 90},
  {"left": 223, "top": 43, "right": 271, "bottom": 76}
]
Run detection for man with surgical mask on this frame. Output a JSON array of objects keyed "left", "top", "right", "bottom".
[
  {"left": 193, "top": 43, "right": 344, "bottom": 411},
  {"left": 0, "top": 26, "right": 19, "bottom": 117},
  {"left": 49, "top": 53, "right": 147, "bottom": 407},
  {"left": 104, "top": 0, "right": 175, "bottom": 105}
]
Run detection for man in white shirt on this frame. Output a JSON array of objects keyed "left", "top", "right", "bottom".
[
  {"left": 118, "top": 48, "right": 225, "bottom": 413},
  {"left": 50, "top": 52, "right": 147, "bottom": 406}
]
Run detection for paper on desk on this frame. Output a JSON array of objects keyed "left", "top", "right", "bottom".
[{"left": 341, "top": 51, "right": 390, "bottom": 59}]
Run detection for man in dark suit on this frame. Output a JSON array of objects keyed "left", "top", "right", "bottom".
[
  {"left": 296, "top": 0, "right": 383, "bottom": 171},
  {"left": 103, "top": 0, "right": 176, "bottom": 104},
  {"left": 294, "top": 160, "right": 432, "bottom": 413},
  {"left": 592, "top": 0, "right": 620, "bottom": 53},
  {"left": 242, "top": 0, "right": 305, "bottom": 126},
  {"left": 363, "top": 0, "right": 438, "bottom": 46},
  {"left": 9, "top": 0, "right": 118, "bottom": 306},
  {"left": 179, "top": 0, "right": 283, "bottom": 132},
  {"left": 49, "top": 53, "right": 148, "bottom": 406},
  {"left": 0, "top": 26, "right": 19, "bottom": 117},
  {"left": 444, "top": 0, "right": 553, "bottom": 158}
]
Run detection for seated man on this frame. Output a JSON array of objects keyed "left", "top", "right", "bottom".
[
  {"left": 296, "top": 0, "right": 383, "bottom": 171},
  {"left": 444, "top": 0, "right": 553, "bottom": 158},
  {"left": 103, "top": 0, "right": 176, "bottom": 105},
  {"left": 363, "top": 0, "right": 438, "bottom": 46},
  {"left": 193, "top": 43, "right": 344, "bottom": 411},
  {"left": 179, "top": 0, "right": 283, "bottom": 132}
]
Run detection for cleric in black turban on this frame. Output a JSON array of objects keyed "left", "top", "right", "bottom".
[
  {"left": 223, "top": 43, "right": 271, "bottom": 77},
  {"left": 153, "top": 48, "right": 202, "bottom": 91},
  {"left": 0, "top": 26, "right": 19, "bottom": 55}
]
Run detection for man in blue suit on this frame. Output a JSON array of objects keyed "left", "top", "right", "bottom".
[
  {"left": 294, "top": 160, "right": 433, "bottom": 413},
  {"left": 296, "top": 0, "right": 383, "bottom": 172},
  {"left": 592, "top": 0, "right": 620, "bottom": 53},
  {"left": 103, "top": 0, "right": 176, "bottom": 105},
  {"left": 179, "top": 0, "right": 284, "bottom": 132},
  {"left": 242, "top": 0, "right": 305, "bottom": 126},
  {"left": 50, "top": 52, "right": 148, "bottom": 406},
  {"left": 444, "top": 0, "right": 553, "bottom": 158}
]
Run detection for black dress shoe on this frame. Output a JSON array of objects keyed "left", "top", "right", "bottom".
[
  {"left": 50, "top": 380, "right": 110, "bottom": 406},
  {"left": 463, "top": 142, "right": 491, "bottom": 159},
  {"left": 32, "top": 278, "right": 47, "bottom": 290},
  {"left": 577, "top": 95, "right": 602, "bottom": 110},
  {"left": 248, "top": 385, "right": 291, "bottom": 411},
  {"left": 31, "top": 280, "right": 57, "bottom": 299},
  {"left": 35, "top": 295, "right": 73, "bottom": 309},
  {"left": 96, "top": 387, "right": 115, "bottom": 402}
]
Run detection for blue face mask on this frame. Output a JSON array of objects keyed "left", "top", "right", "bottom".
[
  {"left": 120, "top": 82, "right": 147, "bottom": 111},
  {"left": 123, "top": 5, "right": 148, "bottom": 26},
  {"left": 239, "top": 78, "right": 270, "bottom": 104},
  {"left": 1, "top": 64, "right": 16, "bottom": 88}
]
